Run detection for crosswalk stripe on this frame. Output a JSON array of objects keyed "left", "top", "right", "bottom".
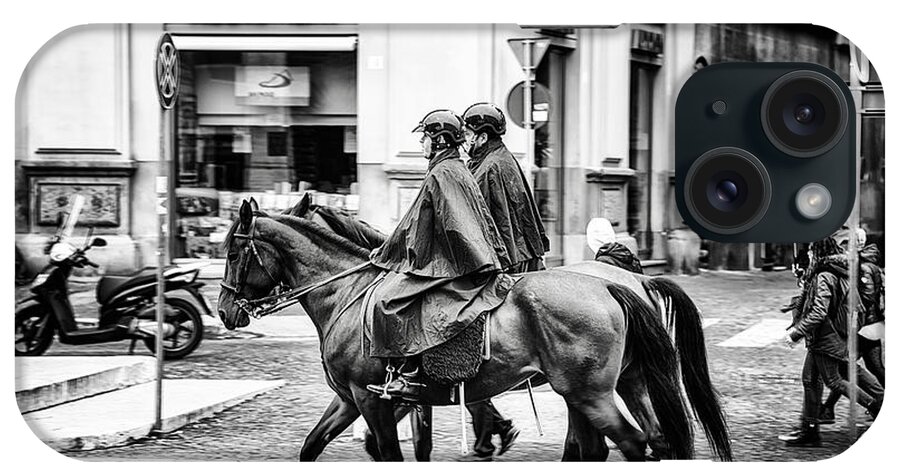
[
  {"left": 702, "top": 318, "right": 721, "bottom": 329},
  {"left": 716, "top": 318, "right": 792, "bottom": 347}
]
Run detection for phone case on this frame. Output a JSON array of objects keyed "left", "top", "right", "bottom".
[{"left": 13, "top": 22, "right": 885, "bottom": 463}]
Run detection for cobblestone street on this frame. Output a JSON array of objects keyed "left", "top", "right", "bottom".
[{"left": 19, "top": 270, "right": 874, "bottom": 462}]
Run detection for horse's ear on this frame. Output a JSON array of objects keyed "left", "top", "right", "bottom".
[
  {"left": 298, "top": 192, "right": 311, "bottom": 216},
  {"left": 249, "top": 197, "right": 259, "bottom": 211},
  {"left": 239, "top": 200, "right": 253, "bottom": 232}
]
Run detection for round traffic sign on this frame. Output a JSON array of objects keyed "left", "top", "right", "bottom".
[
  {"left": 506, "top": 81, "right": 552, "bottom": 129},
  {"left": 156, "top": 33, "right": 180, "bottom": 110}
]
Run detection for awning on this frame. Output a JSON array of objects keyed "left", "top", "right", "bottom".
[{"left": 171, "top": 35, "right": 357, "bottom": 51}]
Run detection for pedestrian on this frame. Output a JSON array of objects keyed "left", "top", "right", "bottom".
[
  {"left": 586, "top": 217, "right": 644, "bottom": 274},
  {"left": 365, "top": 109, "right": 512, "bottom": 401},
  {"left": 457, "top": 102, "right": 550, "bottom": 461},
  {"left": 778, "top": 233, "right": 884, "bottom": 446},
  {"left": 817, "top": 228, "right": 885, "bottom": 424}
]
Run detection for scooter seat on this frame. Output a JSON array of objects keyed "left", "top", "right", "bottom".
[{"left": 97, "top": 267, "right": 169, "bottom": 305}]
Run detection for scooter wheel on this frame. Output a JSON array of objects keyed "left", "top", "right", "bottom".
[
  {"left": 15, "top": 303, "right": 55, "bottom": 356},
  {"left": 143, "top": 296, "right": 204, "bottom": 360}
]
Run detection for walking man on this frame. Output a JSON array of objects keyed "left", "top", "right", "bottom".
[
  {"left": 779, "top": 234, "right": 884, "bottom": 446},
  {"left": 818, "top": 227, "right": 885, "bottom": 423}
]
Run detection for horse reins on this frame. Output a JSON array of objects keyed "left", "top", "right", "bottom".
[{"left": 220, "top": 216, "right": 374, "bottom": 320}]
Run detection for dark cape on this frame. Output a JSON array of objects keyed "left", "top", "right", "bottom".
[
  {"left": 367, "top": 148, "right": 514, "bottom": 358},
  {"left": 371, "top": 147, "right": 510, "bottom": 277},
  {"left": 467, "top": 138, "right": 549, "bottom": 268},
  {"left": 595, "top": 242, "right": 644, "bottom": 274}
]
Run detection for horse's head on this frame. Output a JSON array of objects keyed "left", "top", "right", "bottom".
[{"left": 218, "top": 198, "right": 286, "bottom": 330}]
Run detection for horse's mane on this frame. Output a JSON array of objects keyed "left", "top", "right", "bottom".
[
  {"left": 311, "top": 205, "right": 386, "bottom": 250},
  {"left": 222, "top": 210, "right": 371, "bottom": 259}
]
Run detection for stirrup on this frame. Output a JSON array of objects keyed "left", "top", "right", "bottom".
[{"left": 378, "top": 364, "right": 396, "bottom": 400}]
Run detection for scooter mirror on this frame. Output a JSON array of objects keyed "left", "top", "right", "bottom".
[{"left": 90, "top": 237, "right": 107, "bottom": 248}]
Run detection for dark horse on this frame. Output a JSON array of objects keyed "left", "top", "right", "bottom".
[
  {"left": 288, "top": 197, "right": 731, "bottom": 462},
  {"left": 218, "top": 199, "right": 708, "bottom": 461}
]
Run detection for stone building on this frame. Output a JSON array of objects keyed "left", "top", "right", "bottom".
[{"left": 15, "top": 23, "right": 884, "bottom": 276}]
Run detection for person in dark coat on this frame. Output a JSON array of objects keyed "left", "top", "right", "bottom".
[
  {"left": 463, "top": 103, "right": 549, "bottom": 273},
  {"left": 455, "top": 103, "right": 549, "bottom": 461},
  {"left": 818, "top": 228, "right": 885, "bottom": 423},
  {"left": 365, "top": 110, "right": 513, "bottom": 401},
  {"left": 586, "top": 217, "right": 644, "bottom": 274},
  {"left": 779, "top": 235, "right": 884, "bottom": 446}
]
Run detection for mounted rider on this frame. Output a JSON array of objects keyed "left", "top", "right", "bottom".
[
  {"left": 458, "top": 102, "right": 552, "bottom": 460},
  {"left": 463, "top": 103, "right": 549, "bottom": 273},
  {"left": 365, "top": 109, "right": 514, "bottom": 401}
]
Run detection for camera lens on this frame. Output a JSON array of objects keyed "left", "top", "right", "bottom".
[
  {"left": 684, "top": 147, "right": 772, "bottom": 234},
  {"left": 707, "top": 174, "right": 747, "bottom": 212},
  {"left": 794, "top": 104, "right": 815, "bottom": 124},
  {"left": 716, "top": 180, "right": 738, "bottom": 202},
  {"left": 761, "top": 70, "right": 849, "bottom": 158}
]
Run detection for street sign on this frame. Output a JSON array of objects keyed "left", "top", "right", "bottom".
[
  {"left": 155, "top": 33, "right": 180, "bottom": 110},
  {"left": 507, "top": 38, "right": 551, "bottom": 70},
  {"left": 506, "top": 81, "right": 552, "bottom": 129}
]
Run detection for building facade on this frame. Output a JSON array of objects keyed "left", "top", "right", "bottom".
[{"left": 15, "top": 23, "right": 884, "bottom": 275}]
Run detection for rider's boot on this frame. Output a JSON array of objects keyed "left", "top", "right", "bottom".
[{"left": 366, "top": 364, "right": 425, "bottom": 402}]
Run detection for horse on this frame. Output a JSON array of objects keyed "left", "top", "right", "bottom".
[
  {"left": 218, "top": 199, "right": 700, "bottom": 461},
  {"left": 286, "top": 196, "right": 732, "bottom": 462}
]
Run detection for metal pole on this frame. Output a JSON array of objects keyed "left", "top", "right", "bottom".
[
  {"left": 154, "top": 108, "right": 170, "bottom": 432},
  {"left": 846, "top": 47, "right": 864, "bottom": 437},
  {"left": 523, "top": 39, "right": 536, "bottom": 190},
  {"left": 458, "top": 383, "right": 468, "bottom": 455},
  {"left": 526, "top": 378, "right": 544, "bottom": 436}
]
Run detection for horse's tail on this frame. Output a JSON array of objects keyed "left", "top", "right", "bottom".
[
  {"left": 643, "top": 277, "right": 733, "bottom": 461},
  {"left": 607, "top": 283, "right": 694, "bottom": 460}
]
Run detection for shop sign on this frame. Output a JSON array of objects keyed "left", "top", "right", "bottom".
[{"left": 235, "top": 66, "right": 311, "bottom": 106}]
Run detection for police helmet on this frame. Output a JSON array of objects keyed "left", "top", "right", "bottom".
[
  {"left": 462, "top": 103, "right": 507, "bottom": 136},
  {"left": 412, "top": 110, "right": 465, "bottom": 146}
]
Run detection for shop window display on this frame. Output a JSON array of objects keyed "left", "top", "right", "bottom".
[{"left": 174, "top": 49, "right": 358, "bottom": 259}]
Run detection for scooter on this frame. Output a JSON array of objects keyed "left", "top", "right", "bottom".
[{"left": 15, "top": 198, "right": 212, "bottom": 360}]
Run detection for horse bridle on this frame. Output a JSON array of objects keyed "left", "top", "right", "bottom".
[
  {"left": 219, "top": 216, "right": 288, "bottom": 318},
  {"left": 220, "top": 214, "right": 373, "bottom": 320}
]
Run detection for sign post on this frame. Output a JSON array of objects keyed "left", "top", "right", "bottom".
[
  {"left": 508, "top": 38, "right": 550, "bottom": 188},
  {"left": 153, "top": 32, "right": 179, "bottom": 433},
  {"left": 845, "top": 42, "right": 870, "bottom": 440}
]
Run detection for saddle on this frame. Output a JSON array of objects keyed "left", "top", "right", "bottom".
[{"left": 362, "top": 270, "right": 516, "bottom": 384}]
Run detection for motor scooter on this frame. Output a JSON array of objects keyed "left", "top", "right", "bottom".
[{"left": 15, "top": 196, "right": 212, "bottom": 360}]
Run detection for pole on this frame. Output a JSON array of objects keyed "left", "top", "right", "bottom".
[
  {"left": 153, "top": 32, "right": 179, "bottom": 433},
  {"left": 154, "top": 108, "right": 171, "bottom": 433},
  {"left": 846, "top": 46, "right": 864, "bottom": 438},
  {"left": 458, "top": 383, "right": 468, "bottom": 455},
  {"left": 523, "top": 39, "right": 536, "bottom": 190},
  {"left": 526, "top": 378, "right": 544, "bottom": 436}
]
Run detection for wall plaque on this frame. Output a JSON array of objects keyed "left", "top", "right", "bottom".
[{"left": 37, "top": 183, "right": 121, "bottom": 226}]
